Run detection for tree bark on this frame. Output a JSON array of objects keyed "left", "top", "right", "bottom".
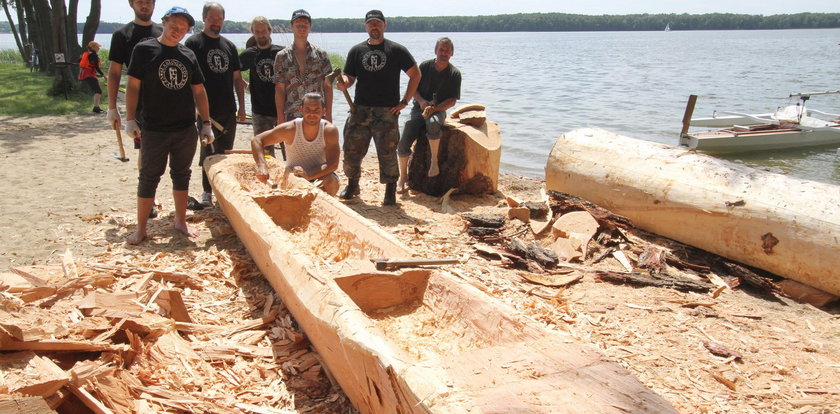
[
  {"left": 80, "top": 0, "right": 99, "bottom": 52},
  {"left": 1, "top": 0, "right": 27, "bottom": 63},
  {"left": 49, "top": 0, "right": 74, "bottom": 95},
  {"left": 14, "top": 0, "right": 31, "bottom": 64},
  {"left": 65, "top": 0, "right": 80, "bottom": 77}
]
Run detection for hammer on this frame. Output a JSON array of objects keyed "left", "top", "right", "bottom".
[{"left": 372, "top": 258, "right": 461, "bottom": 271}]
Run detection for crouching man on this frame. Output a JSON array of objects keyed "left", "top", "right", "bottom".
[
  {"left": 251, "top": 92, "right": 340, "bottom": 195},
  {"left": 124, "top": 6, "right": 212, "bottom": 244}
]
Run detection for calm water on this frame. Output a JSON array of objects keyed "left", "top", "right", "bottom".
[{"left": 4, "top": 30, "right": 840, "bottom": 184}]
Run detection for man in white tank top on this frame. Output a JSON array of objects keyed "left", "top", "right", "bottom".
[{"left": 251, "top": 92, "right": 340, "bottom": 195}]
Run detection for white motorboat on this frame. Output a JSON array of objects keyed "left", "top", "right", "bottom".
[{"left": 680, "top": 91, "right": 840, "bottom": 153}]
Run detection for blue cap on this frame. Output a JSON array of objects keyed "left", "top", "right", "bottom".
[{"left": 163, "top": 6, "right": 195, "bottom": 27}]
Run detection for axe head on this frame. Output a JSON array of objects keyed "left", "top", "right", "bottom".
[{"left": 112, "top": 153, "right": 129, "bottom": 162}]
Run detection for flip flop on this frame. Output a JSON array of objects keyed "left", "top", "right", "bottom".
[{"left": 187, "top": 196, "right": 205, "bottom": 211}]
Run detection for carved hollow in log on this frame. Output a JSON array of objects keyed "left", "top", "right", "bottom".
[
  {"left": 205, "top": 154, "right": 677, "bottom": 414},
  {"left": 407, "top": 118, "right": 501, "bottom": 197}
]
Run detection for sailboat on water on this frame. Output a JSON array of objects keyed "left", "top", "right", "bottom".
[{"left": 664, "top": 23, "right": 671, "bottom": 31}]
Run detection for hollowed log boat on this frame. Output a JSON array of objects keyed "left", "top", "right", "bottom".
[{"left": 205, "top": 154, "right": 676, "bottom": 413}]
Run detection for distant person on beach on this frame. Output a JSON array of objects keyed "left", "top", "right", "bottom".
[
  {"left": 273, "top": 8, "right": 333, "bottom": 161},
  {"left": 107, "top": 0, "right": 164, "bottom": 218},
  {"left": 186, "top": 2, "right": 246, "bottom": 207},
  {"left": 78, "top": 41, "right": 106, "bottom": 114},
  {"left": 396, "top": 37, "right": 461, "bottom": 193},
  {"left": 123, "top": 7, "right": 211, "bottom": 245},
  {"left": 251, "top": 93, "right": 340, "bottom": 196},
  {"left": 336, "top": 9, "right": 420, "bottom": 205},
  {"left": 239, "top": 16, "right": 283, "bottom": 156}
]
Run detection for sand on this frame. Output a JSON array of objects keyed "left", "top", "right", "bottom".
[{"left": 2, "top": 113, "right": 839, "bottom": 413}]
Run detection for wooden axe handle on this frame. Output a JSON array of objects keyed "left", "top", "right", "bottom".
[
  {"left": 115, "top": 128, "right": 127, "bottom": 160},
  {"left": 333, "top": 68, "right": 356, "bottom": 113},
  {"left": 372, "top": 258, "right": 460, "bottom": 271}
]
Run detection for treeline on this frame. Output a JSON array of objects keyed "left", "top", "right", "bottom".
[{"left": 3, "top": 12, "right": 840, "bottom": 34}]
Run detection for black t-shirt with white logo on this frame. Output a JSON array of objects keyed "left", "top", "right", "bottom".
[
  {"left": 239, "top": 45, "right": 284, "bottom": 117},
  {"left": 344, "top": 39, "right": 416, "bottom": 107},
  {"left": 127, "top": 40, "right": 205, "bottom": 132},
  {"left": 185, "top": 33, "right": 241, "bottom": 119},
  {"left": 108, "top": 22, "right": 163, "bottom": 66}
]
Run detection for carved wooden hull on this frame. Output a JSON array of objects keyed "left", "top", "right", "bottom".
[
  {"left": 205, "top": 154, "right": 676, "bottom": 413},
  {"left": 546, "top": 128, "right": 840, "bottom": 296}
]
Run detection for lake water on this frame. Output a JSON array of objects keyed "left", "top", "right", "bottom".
[{"left": 4, "top": 30, "right": 840, "bottom": 184}]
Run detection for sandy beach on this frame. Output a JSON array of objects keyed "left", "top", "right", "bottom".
[{"left": 1, "top": 113, "right": 839, "bottom": 413}]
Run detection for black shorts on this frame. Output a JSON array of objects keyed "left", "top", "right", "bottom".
[{"left": 81, "top": 77, "right": 101, "bottom": 95}]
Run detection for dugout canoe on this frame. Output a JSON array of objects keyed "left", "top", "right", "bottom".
[
  {"left": 204, "top": 155, "right": 676, "bottom": 413},
  {"left": 545, "top": 128, "right": 840, "bottom": 296}
]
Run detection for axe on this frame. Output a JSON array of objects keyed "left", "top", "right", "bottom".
[
  {"left": 331, "top": 68, "right": 356, "bottom": 114},
  {"left": 371, "top": 258, "right": 461, "bottom": 271},
  {"left": 112, "top": 128, "right": 129, "bottom": 162}
]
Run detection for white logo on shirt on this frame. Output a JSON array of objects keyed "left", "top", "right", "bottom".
[
  {"left": 158, "top": 59, "right": 188, "bottom": 90},
  {"left": 207, "top": 49, "right": 229, "bottom": 73},
  {"left": 361, "top": 50, "right": 387, "bottom": 72},
  {"left": 256, "top": 58, "right": 274, "bottom": 82}
]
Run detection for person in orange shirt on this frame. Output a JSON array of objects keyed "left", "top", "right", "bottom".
[{"left": 78, "top": 41, "right": 106, "bottom": 113}]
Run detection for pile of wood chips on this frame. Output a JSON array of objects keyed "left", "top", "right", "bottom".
[
  {"left": 0, "top": 207, "right": 352, "bottom": 413},
  {"left": 347, "top": 172, "right": 840, "bottom": 414}
]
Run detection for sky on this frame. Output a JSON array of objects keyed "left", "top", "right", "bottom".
[{"left": 9, "top": 1, "right": 838, "bottom": 24}]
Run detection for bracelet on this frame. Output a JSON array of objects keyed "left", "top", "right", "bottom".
[
  {"left": 202, "top": 120, "right": 211, "bottom": 125},
  {"left": 400, "top": 98, "right": 408, "bottom": 106}
]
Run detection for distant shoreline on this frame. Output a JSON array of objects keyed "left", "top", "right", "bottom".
[{"left": 3, "top": 12, "right": 840, "bottom": 34}]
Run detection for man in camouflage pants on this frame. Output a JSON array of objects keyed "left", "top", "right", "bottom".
[{"left": 336, "top": 10, "right": 420, "bottom": 205}]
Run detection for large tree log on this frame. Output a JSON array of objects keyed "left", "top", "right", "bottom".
[
  {"left": 407, "top": 106, "right": 501, "bottom": 196},
  {"left": 545, "top": 128, "right": 840, "bottom": 296},
  {"left": 206, "top": 155, "right": 676, "bottom": 413}
]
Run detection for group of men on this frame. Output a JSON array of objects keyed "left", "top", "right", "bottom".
[{"left": 106, "top": 0, "right": 461, "bottom": 245}]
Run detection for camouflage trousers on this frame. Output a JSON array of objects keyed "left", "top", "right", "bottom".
[{"left": 342, "top": 105, "right": 400, "bottom": 183}]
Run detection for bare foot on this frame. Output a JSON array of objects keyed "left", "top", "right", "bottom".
[
  {"left": 127, "top": 228, "right": 147, "bottom": 245},
  {"left": 174, "top": 221, "right": 200, "bottom": 238},
  {"left": 397, "top": 178, "right": 407, "bottom": 193},
  {"left": 428, "top": 163, "right": 440, "bottom": 177}
]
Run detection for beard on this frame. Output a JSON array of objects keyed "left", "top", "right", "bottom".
[
  {"left": 208, "top": 26, "right": 221, "bottom": 36},
  {"left": 256, "top": 37, "right": 270, "bottom": 47},
  {"left": 136, "top": 12, "right": 152, "bottom": 22}
]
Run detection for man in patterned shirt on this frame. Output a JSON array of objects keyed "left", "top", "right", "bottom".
[{"left": 274, "top": 9, "right": 333, "bottom": 127}]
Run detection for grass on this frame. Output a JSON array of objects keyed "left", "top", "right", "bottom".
[{"left": 0, "top": 49, "right": 103, "bottom": 116}]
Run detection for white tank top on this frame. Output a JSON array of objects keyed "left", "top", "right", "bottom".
[{"left": 286, "top": 118, "right": 328, "bottom": 176}]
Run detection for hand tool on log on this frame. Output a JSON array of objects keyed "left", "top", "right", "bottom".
[
  {"left": 266, "top": 178, "right": 278, "bottom": 189},
  {"left": 372, "top": 258, "right": 461, "bottom": 271},
  {"left": 112, "top": 128, "right": 129, "bottom": 162},
  {"left": 333, "top": 68, "right": 356, "bottom": 113}
]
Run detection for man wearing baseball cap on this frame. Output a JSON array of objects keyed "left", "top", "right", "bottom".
[
  {"left": 274, "top": 10, "right": 333, "bottom": 137},
  {"left": 337, "top": 9, "right": 420, "bottom": 206},
  {"left": 123, "top": 6, "right": 212, "bottom": 244}
]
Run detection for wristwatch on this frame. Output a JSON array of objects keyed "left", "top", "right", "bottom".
[{"left": 399, "top": 98, "right": 408, "bottom": 105}]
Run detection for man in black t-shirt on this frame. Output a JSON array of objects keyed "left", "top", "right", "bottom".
[
  {"left": 397, "top": 37, "right": 461, "bottom": 192},
  {"left": 336, "top": 10, "right": 420, "bottom": 206},
  {"left": 185, "top": 2, "right": 246, "bottom": 207},
  {"left": 107, "top": 0, "right": 164, "bottom": 219},
  {"left": 123, "top": 7, "right": 212, "bottom": 245},
  {"left": 239, "top": 16, "right": 283, "bottom": 156},
  {"left": 106, "top": 0, "right": 163, "bottom": 132}
]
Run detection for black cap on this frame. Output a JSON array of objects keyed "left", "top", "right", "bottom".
[
  {"left": 291, "top": 9, "right": 311, "bottom": 23},
  {"left": 163, "top": 6, "right": 195, "bottom": 27},
  {"left": 365, "top": 10, "right": 385, "bottom": 24}
]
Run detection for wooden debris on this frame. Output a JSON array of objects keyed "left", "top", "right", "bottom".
[
  {"left": 461, "top": 213, "right": 505, "bottom": 228},
  {"left": 777, "top": 279, "right": 838, "bottom": 307},
  {"left": 507, "top": 239, "right": 559, "bottom": 268},
  {"left": 0, "top": 351, "right": 69, "bottom": 397},
  {"left": 547, "top": 190, "right": 633, "bottom": 230},
  {"left": 518, "top": 271, "right": 583, "bottom": 288},
  {"left": 612, "top": 250, "right": 634, "bottom": 272},
  {"left": 595, "top": 270, "right": 714, "bottom": 293},
  {"left": 703, "top": 341, "right": 743, "bottom": 359},
  {"left": 0, "top": 397, "right": 56, "bottom": 413},
  {"left": 507, "top": 207, "right": 530, "bottom": 222}
]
